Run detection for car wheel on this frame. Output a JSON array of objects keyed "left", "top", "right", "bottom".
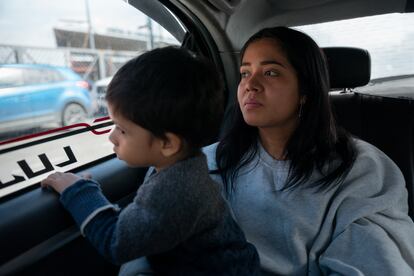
[{"left": 62, "top": 103, "right": 87, "bottom": 126}]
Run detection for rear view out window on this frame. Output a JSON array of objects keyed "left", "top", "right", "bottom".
[{"left": 295, "top": 13, "right": 414, "bottom": 98}]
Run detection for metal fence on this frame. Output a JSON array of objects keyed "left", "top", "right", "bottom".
[{"left": 0, "top": 44, "right": 139, "bottom": 81}]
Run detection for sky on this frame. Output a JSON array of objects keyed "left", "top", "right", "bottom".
[{"left": 0, "top": 0, "right": 177, "bottom": 48}]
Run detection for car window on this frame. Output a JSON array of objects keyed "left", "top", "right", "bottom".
[
  {"left": 0, "top": 0, "right": 185, "bottom": 198},
  {"left": 295, "top": 13, "right": 414, "bottom": 97},
  {"left": 0, "top": 67, "right": 25, "bottom": 88},
  {"left": 23, "top": 68, "right": 59, "bottom": 85}
]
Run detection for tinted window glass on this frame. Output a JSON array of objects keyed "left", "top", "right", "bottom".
[
  {"left": 22, "top": 68, "right": 60, "bottom": 85},
  {"left": 0, "top": 0, "right": 185, "bottom": 198},
  {"left": 0, "top": 68, "right": 24, "bottom": 88},
  {"left": 295, "top": 13, "right": 414, "bottom": 98}
]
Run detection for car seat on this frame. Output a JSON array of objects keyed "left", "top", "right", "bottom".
[{"left": 326, "top": 47, "right": 414, "bottom": 219}]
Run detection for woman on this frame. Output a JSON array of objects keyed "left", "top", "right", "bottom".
[{"left": 204, "top": 26, "right": 414, "bottom": 275}]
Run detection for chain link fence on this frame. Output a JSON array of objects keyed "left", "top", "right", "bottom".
[{"left": 0, "top": 44, "right": 139, "bottom": 81}]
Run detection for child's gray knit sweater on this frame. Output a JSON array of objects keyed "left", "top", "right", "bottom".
[{"left": 60, "top": 153, "right": 260, "bottom": 275}]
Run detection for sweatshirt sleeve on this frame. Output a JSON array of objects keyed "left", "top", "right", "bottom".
[
  {"left": 319, "top": 212, "right": 414, "bottom": 275},
  {"left": 317, "top": 141, "right": 414, "bottom": 275}
]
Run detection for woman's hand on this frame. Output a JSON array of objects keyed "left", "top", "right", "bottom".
[{"left": 41, "top": 172, "right": 86, "bottom": 194}]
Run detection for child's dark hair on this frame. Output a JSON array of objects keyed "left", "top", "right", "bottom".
[{"left": 106, "top": 46, "right": 224, "bottom": 152}]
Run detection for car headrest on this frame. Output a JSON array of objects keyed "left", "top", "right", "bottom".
[{"left": 323, "top": 47, "right": 371, "bottom": 89}]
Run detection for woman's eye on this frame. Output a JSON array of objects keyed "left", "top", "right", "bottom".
[
  {"left": 240, "top": 71, "right": 250, "bottom": 78},
  {"left": 265, "top": 70, "right": 279, "bottom": 76}
]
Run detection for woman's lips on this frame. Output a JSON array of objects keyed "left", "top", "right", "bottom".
[{"left": 244, "top": 100, "right": 262, "bottom": 110}]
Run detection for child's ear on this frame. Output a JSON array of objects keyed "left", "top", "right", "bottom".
[{"left": 159, "top": 132, "right": 182, "bottom": 157}]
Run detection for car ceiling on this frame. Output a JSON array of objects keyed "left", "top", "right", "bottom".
[{"left": 173, "top": 0, "right": 413, "bottom": 52}]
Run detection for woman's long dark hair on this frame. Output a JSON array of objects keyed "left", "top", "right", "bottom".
[{"left": 216, "top": 26, "right": 356, "bottom": 195}]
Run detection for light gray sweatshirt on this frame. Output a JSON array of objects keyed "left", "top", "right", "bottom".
[{"left": 203, "top": 139, "right": 414, "bottom": 275}]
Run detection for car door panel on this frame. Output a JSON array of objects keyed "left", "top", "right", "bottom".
[{"left": 0, "top": 158, "right": 146, "bottom": 276}]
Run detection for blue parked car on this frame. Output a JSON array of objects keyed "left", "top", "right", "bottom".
[{"left": 0, "top": 64, "right": 93, "bottom": 133}]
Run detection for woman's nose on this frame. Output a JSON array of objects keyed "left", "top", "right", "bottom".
[{"left": 245, "top": 73, "right": 261, "bottom": 92}]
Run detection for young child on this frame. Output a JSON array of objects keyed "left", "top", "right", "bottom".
[{"left": 41, "top": 46, "right": 260, "bottom": 275}]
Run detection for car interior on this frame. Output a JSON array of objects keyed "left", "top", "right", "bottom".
[
  {"left": 1, "top": 0, "right": 414, "bottom": 275},
  {"left": 326, "top": 46, "right": 414, "bottom": 219}
]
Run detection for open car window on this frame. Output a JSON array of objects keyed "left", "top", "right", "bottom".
[
  {"left": 295, "top": 13, "right": 414, "bottom": 98},
  {"left": 0, "top": 0, "right": 185, "bottom": 198}
]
